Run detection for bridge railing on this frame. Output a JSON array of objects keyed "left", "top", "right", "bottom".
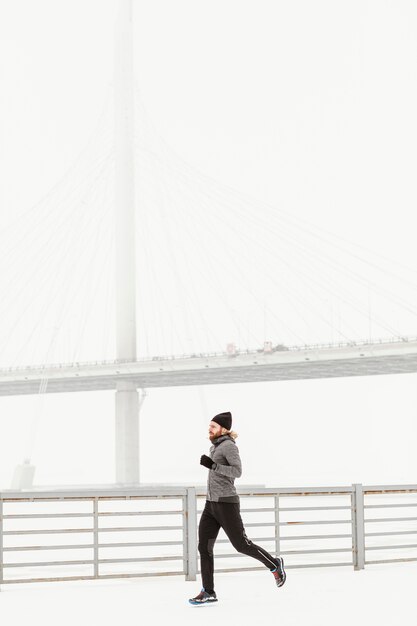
[
  {"left": 1, "top": 334, "right": 416, "bottom": 374},
  {"left": 1, "top": 484, "right": 416, "bottom": 589}
]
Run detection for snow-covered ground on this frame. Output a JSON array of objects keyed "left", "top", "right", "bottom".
[{"left": 1, "top": 562, "right": 416, "bottom": 626}]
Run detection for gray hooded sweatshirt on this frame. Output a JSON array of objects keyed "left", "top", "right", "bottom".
[{"left": 206, "top": 434, "right": 242, "bottom": 503}]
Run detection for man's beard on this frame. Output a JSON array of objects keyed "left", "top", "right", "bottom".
[{"left": 209, "top": 433, "right": 220, "bottom": 442}]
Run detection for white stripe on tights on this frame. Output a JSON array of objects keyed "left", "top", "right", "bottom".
[{"left": 257, "top": 549, "right": 277, "bottom": 568}]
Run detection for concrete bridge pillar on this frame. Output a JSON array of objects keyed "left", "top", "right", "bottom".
[
  {"left": 114, "top": 0, "right": 139, "bottom": 485},
  {"left": 115, "top": 382, "right": 139, "bottom": 485}
]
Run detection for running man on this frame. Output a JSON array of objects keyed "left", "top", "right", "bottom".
[{"left": 189, "top": 411, "right": 286, "bottom": 605}]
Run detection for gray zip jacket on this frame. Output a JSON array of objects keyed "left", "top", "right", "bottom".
[{"left": 206, "top": 434, "right": 242, "bottom": 502}]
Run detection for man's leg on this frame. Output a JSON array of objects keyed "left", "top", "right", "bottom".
[
  {"left": 198, "top": 501, "right": 221, "bottom": 592},
  {"left": 213, "top": 502, "right": 280, "bottom": 570}
]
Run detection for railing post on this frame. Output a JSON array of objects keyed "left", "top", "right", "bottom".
[
  {"left": 185, "top": 487, "right": 197, "bottom": 581},
  {"left": 352, "top": 483, "right": 365, "bottom": 570},
  {"left": 0, "top": 496, "right": 3, "bottom": 592},
  {"left": 93, "top": 497, "right": 99, "bottom": 578},
  {"left": 274, "top": 495, "right": 281, "bottom": 557}
]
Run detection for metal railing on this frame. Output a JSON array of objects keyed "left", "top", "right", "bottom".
[
  {"left": 0, "top": 334, "right": 415, "bottom": 374},
  {"left": 0, "top": 484, "right": 416, "bottom": 589}
]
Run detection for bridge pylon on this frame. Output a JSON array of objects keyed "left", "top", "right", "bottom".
[{"left": 114, "top": 0, "right": 140, "bottom": 485}]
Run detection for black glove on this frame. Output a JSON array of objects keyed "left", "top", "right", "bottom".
[{"left": 200, "top": 454, "right": 215, "bottom": 470}]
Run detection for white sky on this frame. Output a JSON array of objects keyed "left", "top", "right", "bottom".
[
  {"left": 0, "top": 0, "right": 417, "bottom": 489},
  {"left": 1, "top": 0, "right": 417, "bottom": 361}
]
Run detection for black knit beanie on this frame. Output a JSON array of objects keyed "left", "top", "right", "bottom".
[{"left": 211, "top": 411, "right": 232, "bottom": 431}]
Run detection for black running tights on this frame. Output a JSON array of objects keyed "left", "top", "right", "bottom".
[{"left": 198, "top": 500, "right": 278, "bottom": 591}]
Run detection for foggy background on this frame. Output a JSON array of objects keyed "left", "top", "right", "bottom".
[{"left": 0, "top": 0, "right": 417, "bottom": 489}]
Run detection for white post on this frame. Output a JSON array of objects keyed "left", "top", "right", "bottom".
[
  {"left": 274, "top": 494, "right": 281, "bottom": 557},
  {"left": 0, "top": 497, "right": 3, "bottom": 591},
  {"left": 185, "top": 487, "right": 197, "bottom": 581},
  {"left": 114, "top": 0, "right": 139, "bottom": 484},
  {"left": 352, "top": 483, "right": 365, "bottom": 570},
  {"left": 93, "top": 497, "right": 99, "bottom": 578}
]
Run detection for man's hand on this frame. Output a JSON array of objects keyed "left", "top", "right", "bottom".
[{"left": 200, "top": 454, "right": 216, "bottom": 470}]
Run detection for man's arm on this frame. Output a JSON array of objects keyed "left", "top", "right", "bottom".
[{"left": 213, "top": 442, "right": 242, "bottom": 478}]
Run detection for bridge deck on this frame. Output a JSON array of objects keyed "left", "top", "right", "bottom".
[{"left": 0, "top": 339, "right": 416, "bottom": 395}]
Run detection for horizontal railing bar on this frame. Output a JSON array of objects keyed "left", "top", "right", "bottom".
[
  {"left": 366, "top": 544, "right": 417, "bottom": 551},
  {"left": 1, "top": 498, "right": 97, "bottom": 503},
  {"left": 0, "top": 571, "right": 184, "bottom": 584},
  {"left": 3, "top": 555, "right": 185, "bottom": 568},
  {"left": 93, "top": 571, "right": 184, "bottom": 579},
  {"left": 215, "top": 533, "right": 352, "bottom": 543},
  {"left": 365, "top": 517, "right": 417, "bottom": 523},
  {"left": 365, "top": 503, "right": 417, "bottom": 509},
  {"left": 280, "top": 533, "right": 353, "bottom": 541},
  {"left": 2, "top": 511, "right": 183, "bottom": 520},
  {"left": 3, "top": 528, "right": 93, "bottom": 536},
  {"left": 3, "top": 525, "right": 183, "bottom": 536},
  {"left": 282, "top": 548, "right": 353, "bottom": 555},
  {"left": 210, "top": 548, "right": 353, "bottom": 558},
  {"left": 200, "top": 487, "right": 355, "bottom": 496},
  {"left": 279, "top": 520, "right": 352, "bottom": 526},
  {"left": 365, "top": 557, "right": 417, "bottom": 565},
  {"left": 98, "top": 511, "right": 183, "bottom": 517},
  {"left": 98, "top": 556, "right": 183, "bottom": 564},
  {"left": 282, "top": 562, "right": 353, "bottom": 569},
  {"left": 98, "top": 495, "right": 184, "bottom": 500},
  {"left": 199, "top": 506, "right": 352, "bottom": 513},
  {"left": 237, "top": 508, "right": 274, "bottom": 513},
  {"left": 0, "top": 575, "right": 98, "bottom": 584},
  {"left": 279, "top": 506, "right": 351, "bottom": 512},
  {"left": 241, "top": 520, "right": 352, "bottom": 528},
  {"left": 363, "top": 486, "right": 417, "bottom": 494},
  {"left": 236, "top": 506, "right": 351, "bottom": 514},
  {"left": 3, "top": 513, "right": 93, "bottom": 520},
  {"left": 3, "top": 544, "right": 94, "bottom": 552},
  {"left": 1, "top": 486, "right": 358, "bottom": 503},
  {"left": 99, "top": 540, "right": 183, "bottom": 548},
  {"left": 98, "top": 526, "right": 183, "bottom": 533},
  {"left": 0, "top": 492, "right": 187, "bottom": 502},
  {"left": 365, "top": 530, "right": 417, "bottom": 537},
  {"left": 4, "top": 560, "right": 94, "bottom": 568}
]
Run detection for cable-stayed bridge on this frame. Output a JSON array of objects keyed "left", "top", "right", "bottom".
[
  {"left": 1, "top": 337, "right": 416, "bottom": 396},
  {"left": 3, "top": 0, "right": 417, "bottom": 489}
]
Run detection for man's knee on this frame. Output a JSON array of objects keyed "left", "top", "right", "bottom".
[
  {"left": 198, "top": 537, "right": 216, "bottom": 557},
  {"left": 230, "top": 532, "right": 253, "bottom": 554}
]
